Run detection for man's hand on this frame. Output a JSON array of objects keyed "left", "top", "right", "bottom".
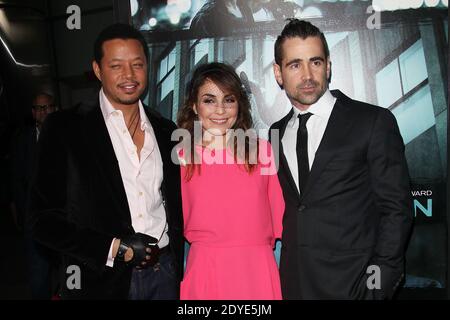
[{"left": 113, "top": 233, "right": 158, "bottom": 268}]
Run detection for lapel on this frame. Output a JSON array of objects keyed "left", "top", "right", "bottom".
[
  {"left": 82, "top": 103, "right": 132, "bottom": 225},
  {"left": 300, "top": 90, "right": 353, "bottom": 200},
  {"left": 144, "top": 106, "right": 173, "bottom": 223},
  {"left": 273, "top": 108, "right": 300, "bottom": 198},
  {"left": 30, "top": 126, "right": 38, "bottom": 159},
  {"left": 29, "top": 126, "right": 38, "bottom": 176}
]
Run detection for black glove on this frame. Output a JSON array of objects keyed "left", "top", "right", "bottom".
[{"left": 118, "top": 233, "right": 158, "bottom": 268}]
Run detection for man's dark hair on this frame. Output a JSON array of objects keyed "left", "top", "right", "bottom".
[
  {"left": 94, "top": 23, "right": 148, "bottom": 65},
  {"left": 32, "top": 92, "right": 54, "bottom": 103},
  {"left": 274, "top": 19, "right": 329, "bottom": 66}
]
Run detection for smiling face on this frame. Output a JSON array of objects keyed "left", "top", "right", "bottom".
[
  {"left": 273, "top": 36, "right": 330, "bottom": 111},
  {"left": 92, "top": 38, "right": 147, "bottom": 109},
  {"left": 193, "top": 79, "right": 238, "bottom": 144}
]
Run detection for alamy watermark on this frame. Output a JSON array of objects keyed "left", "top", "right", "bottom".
[
  {"left": 366, "top": 265, "right": 381, "bottom": 290},
  {"left": 366, "top": 5, "right": 381, "bottom": 30},
  {"left": 66, "top": 265, "right": 81, "bottom": 290},
  {"left": 66, "top": 5, "right": 81, "bottom": 30},
  {"left": 170, "top": 121, "right": 279, "bottom": 176}
]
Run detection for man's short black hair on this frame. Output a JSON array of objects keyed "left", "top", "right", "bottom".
[
  {"left": 274, "top": 19, "right": 329, "bottom": 66},
  {"left": 33, "top": 92, "right": 54, "bottom": 103},
  {"left": 93, "top": 23, "right": 148, "bottom": 65}
]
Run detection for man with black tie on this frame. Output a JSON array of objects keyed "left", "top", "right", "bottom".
[
  {"left": 29, "top": 24, "right": 183, "bottom": 299},
  {"left": 270, "top": 19, "right": 413, "bottom": 299}
]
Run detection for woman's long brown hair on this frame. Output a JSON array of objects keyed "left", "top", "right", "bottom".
[{"left": 177, "top": 62, "right": 258, "bottom": 180}]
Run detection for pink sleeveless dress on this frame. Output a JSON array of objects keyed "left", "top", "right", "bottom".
[{"left": 180, "top": 140, "right": 284, "bottom": 300}]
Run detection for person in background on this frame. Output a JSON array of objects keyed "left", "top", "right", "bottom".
[{"left": 10, "top": 92, "right": 57, "bottom": 299}]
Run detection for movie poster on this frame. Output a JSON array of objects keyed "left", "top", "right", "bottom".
[{"left": 130, "top": 0, "right": 448, "bottom": 298}]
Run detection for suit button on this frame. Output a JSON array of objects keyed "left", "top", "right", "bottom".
[{"left": 298, "top": 205, "right": 306, "bottom": 212}]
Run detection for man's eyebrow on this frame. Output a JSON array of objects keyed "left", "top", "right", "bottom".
[
  {"left": 285, "top": 57, "right": 325, "bottom": 67},
  {"left": 285, "top": 58, "right": 301, "bottom": 67},
  {"left": 310, "top": 56, "right": 325, "bottom": 62},
  {"left": 108, "top": 57, "right": 144, "bottom": 62}
]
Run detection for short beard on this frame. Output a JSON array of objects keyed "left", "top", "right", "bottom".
[
  {"left": 117, "top": 96, "right": 141, "bottom": 105},
  {"left": 293, "top": 91, "right": 322, "bottom": 106},
  {"left": 291, "top": 83, "right": 327, "bottom": 107}
]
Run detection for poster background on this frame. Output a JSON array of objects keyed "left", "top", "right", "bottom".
[{"left": 129, "top": 0, "right": 449, "bottom": 299}]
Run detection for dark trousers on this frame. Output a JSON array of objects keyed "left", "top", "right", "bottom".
[
  {"left": 25, "top": 232, "right": 53, "bottom": 299},
  {"left": 128, "top": 251, "right": 178, "bottom": 300}
]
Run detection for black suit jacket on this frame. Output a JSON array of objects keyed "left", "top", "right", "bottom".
[
  {"left": 11, "top": 125, "right": 38, "bottom": 228},
  {"left": 269, "top": 90, "right": 413, "bottom": 300},
  {"left": 29, "top": 101, "right": 184, "bottom": 299}
]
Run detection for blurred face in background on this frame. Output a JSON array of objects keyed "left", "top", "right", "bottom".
[{"left": 32, "top": 94, "right": 56, "bottom": 126}]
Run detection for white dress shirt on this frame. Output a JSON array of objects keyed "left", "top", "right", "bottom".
[
  {"left": 281, "top": 89, "right": 336, "bottom": 194},
  {"left": 99, "top": 89, "right": 169, "bottom": 267}
]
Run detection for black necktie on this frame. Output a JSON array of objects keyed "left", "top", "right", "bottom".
[{"left": 296, "top": 112, "right": 313, "bottom": 195}]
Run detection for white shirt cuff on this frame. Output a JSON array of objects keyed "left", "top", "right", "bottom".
[{"left": 106, "top": 238, "right": 116, "bottom": 267}]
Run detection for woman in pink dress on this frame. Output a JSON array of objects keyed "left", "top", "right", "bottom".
[{"left": 176, "top": 62, "right": 285, "bottom": 300}]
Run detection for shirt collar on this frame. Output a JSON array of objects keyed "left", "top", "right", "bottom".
[
  {"left": 138, "top": 101, "right": 151, "bottom": 131},
  {"left": 99, "top": 88, "right": 117, "bottom": 120},
  {"left": 99, "top": 88, "right": 150, "bottom": 131},
  {"left": 289, "top": 89, "right": 336, "bottom": 125}
]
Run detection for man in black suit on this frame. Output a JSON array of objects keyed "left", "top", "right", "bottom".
[
  {"left": 270, "top": 19, "right": 413, "bottom": 299},
  {"left": 30, "top": 24, "right": 183, "bottom": 299},
  {"left": 11, "top": 93, "right": 57, "bottom": 299}
]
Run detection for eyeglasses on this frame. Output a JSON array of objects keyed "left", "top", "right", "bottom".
[{"left": 32, "top": 104, "right": 56, "bottom": 112}]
